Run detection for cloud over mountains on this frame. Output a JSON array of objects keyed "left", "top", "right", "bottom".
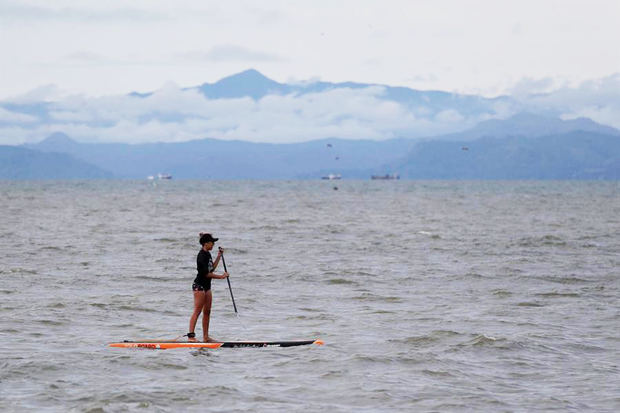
[
  {"left": 1, "top": 70, "right": 619, "bottom": 145},
  {"left": 521, "top": 74, "right": 620, "bottom": 130}
]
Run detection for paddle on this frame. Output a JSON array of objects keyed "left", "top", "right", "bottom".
[{"left": 219, "top": 247, "right": 238, "bottom": 314}]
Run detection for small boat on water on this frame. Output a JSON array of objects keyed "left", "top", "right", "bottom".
[
  {"left": 321, "top": 173, "right": 341, "bottom": 180},
  {"left": 371, "top": 173, "right": 400, "bottom": 180},
  {"left": 148, "top": 173, "right": 172, "bottom": 180}
]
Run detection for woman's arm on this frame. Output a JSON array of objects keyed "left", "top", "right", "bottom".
[
  {"left": 208, "top": 248, "right": 226, "bottom": 277},
  {"left": 213, "top": 249, "right": 222, "bottom": 270},
  {"left": 207, "top": 271, "right": 229, "bottom": 279}
]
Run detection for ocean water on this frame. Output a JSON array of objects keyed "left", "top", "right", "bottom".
[{"left": 1, "top": 180, "right": 619, "bottom": 412}]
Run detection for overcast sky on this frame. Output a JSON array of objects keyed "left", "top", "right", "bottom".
[
  {"left": 1, "top": 0, "right": 619, "bottom": 99},
  {"left": 1, "top": 0, "right": 619, "bottom": 144}
]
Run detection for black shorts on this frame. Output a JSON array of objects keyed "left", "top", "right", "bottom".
[{"left": 192, "top": 283, "right": 210, "bottom": 292}]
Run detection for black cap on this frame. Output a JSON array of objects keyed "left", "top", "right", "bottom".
[{"left": 199, "top": 233, "right": 219, "bottom": 245}]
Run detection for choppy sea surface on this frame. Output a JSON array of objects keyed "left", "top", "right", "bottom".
[{"left": 1, "top": 180, "right": 619, "bottom": 412}]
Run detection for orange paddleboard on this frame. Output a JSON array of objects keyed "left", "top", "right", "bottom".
[{"left": 109, "top": 339, "right": 324, "bottom": 350}]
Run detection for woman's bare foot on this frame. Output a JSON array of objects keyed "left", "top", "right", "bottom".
[{"left": 205, "top": 336, "right": 218, "bottom": 343}]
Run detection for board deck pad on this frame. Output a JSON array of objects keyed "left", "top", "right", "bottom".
[{"left": 109, "top": 339, "right": 324, "bottom": 350}]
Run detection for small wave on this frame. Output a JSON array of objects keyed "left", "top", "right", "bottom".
[
  {"left": 339, "top": 270, "right": 376, "bottom": 277},
  {"left": 249, "top": 225, "right": 280, "bottom": 230},
  {"left": 535, "top": 292, "right": 580, "bottom": 298},
  {"left": 117, "top": 305, "right": 159, "bottom": 313},
  {"left": 326, "top": 278, "right": 355, "bottom": 285},
  {"left": 422, "top": 369, "right": 454, "bottom": 377},
  {"left": 516, "top": 234, "right": 567, "bottom": 247},
  {"left": 350, "top": 354, "right": 393, "bottom": 364},
  {"left": 37, "top": 319, "right": 66, "bottom": 326},
  {"left": 352, "top": 293, "right": 403, "bottom": 303},
  {"left": 469, "top": 334, "right": 499, "bottom": 345},
  {"left": 581, "top": 243, "right": 598, "bottom": 248},
  {"left": 47, "top": 302, "right": 66, "bottom": 309},
  {"left": 90, "top": 303, "right": 108, "bottom": 309},
  {"left": 566, "top": 342, "right": 606, "bottom": 353},
  {"left": 41, "top": 246, "right": 63, "bottom": 251},
  {"left": 320, "top": 370, "right": 346, "bottom": 379},
  {"left": 536, "top": 275, "right": 590, "bottom": 285},
  {"left": 431, "top": 329, "right": 462, "bottom": 337},
  {"left": 9, "top": 268, "right": 37, "bottom": 275},
  {"left": 134, "top": 275, "right": 173, "bottom": 282},
  {"left": 147, "top": 361, "right": 189, "bottom": 370},
  {"left": 2, "top": 328, "right": 19, "bottom": 333},
  {"left": 516, "top": 302, "right": 545, "bottom": 307},
  {"left": 393, "top": 330, "right": 461, "bottom": 346},
  {"left": 287, "top": 313, "right": 334, "bottom": 321},
  {"left": 400, "top": 335, "right": 438, "bottom": 345},
  {"left": 456, "top": 334, "right": 509, "bottom": 348},
  {"left": 418, "top": 231, "right": 441, "bottom": 239},
  {"left": 492, "top": 289, "right": 512, "bottom": 297},
  {"left": 154, "top": 238, "right": 178, "bottom": 243}
]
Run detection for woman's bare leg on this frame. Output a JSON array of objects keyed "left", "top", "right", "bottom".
[
  {"left": 202, "top": 290, "right": 213, "bottom": 342},
  {"left": 189, "top": 290, "right": 206, "bottom": 341}
]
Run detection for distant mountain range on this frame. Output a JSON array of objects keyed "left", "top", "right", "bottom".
[
  {"left": 396, "top": 130, "right": 620, "bottom": 179},
  {"left": 1, "top": 69, "right": 619, "bottom": 180},
  {"left": 0, "top": 145, "right": 112, "bottom": 179},
  {"left": 1, "top": 112, "right": 618, "bottom": 180},
  {"left": 19, "top": 131, "right": 413, "bottom": 179},
  {"left": 433, "top": 112, "right": 620, "bottom": 141}
]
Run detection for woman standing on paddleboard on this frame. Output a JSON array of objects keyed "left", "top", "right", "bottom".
[{"left": 188, "top": 233, "right": 228, "bottom": 342}]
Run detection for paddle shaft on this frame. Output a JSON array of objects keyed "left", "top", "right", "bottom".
[{"left": 219, "top": 249, "right": 238, "bottom": 313}]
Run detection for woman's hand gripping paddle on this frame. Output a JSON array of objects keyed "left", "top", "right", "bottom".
[{"left": 219, "top": 247, "right": 238, "bottom": 314}]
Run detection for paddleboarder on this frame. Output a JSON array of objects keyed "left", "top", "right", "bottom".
[{"left": 188, "top": 232, "right": 228, "bottom": 342}]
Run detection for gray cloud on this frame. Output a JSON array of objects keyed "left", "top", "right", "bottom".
[
  {"left": 0, "top": 107, "right": 38, "bottom": 124},
  {"left": 0, "top": 1, "right": 165, "bottom": 23},
  {"left": 5, "top": 84, "right": 63, "bottom": 103},
  {"left": 509, "top": 77, "right": 558, "bottom": 98},
  {"left": 521, "top": 73, "right": 620, "bottom": 129}
]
